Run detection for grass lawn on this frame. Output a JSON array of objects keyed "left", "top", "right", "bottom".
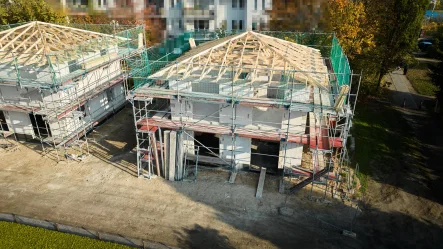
[
  {"left": 407, "top": 63, "right": 438, "bottom": 96},
  {"left": 0, "top": 221, "right": 131, "bottom": 249},
  {"left": 352, "top": 102, "right": 413, "bottom": 193}
]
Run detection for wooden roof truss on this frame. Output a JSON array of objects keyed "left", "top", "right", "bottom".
[
  {"left": 0, "top": 21, "right": 119, "bottom": 66},
  {"left": 150, "top": 31, "right": 329, "bottom": 89}
]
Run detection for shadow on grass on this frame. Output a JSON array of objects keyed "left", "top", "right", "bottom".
[{"left": 353, "top": 97, "right": 443, "bottom": 205}]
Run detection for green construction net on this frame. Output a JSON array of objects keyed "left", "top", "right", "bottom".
[
  {"left": 128, "top": 31, "right": 220, "bottom": 90},
  {"left": 330, "top": 36, "right": 351, "bottom": 87}
]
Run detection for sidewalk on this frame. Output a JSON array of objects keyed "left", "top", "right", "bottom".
[{"left": 389, "top": 70, "right": 418, "bottom": 109}]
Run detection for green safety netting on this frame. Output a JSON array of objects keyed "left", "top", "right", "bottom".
[
  {"left": 330, "top": 36, "right": 351, "bottom": 86},
  {"left": 128, "top": 31, "right": 220, "bottom": 90}
]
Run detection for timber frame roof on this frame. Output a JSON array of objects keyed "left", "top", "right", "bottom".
[
  {"left": 0, "top": 21, "right": 118, "bottom": 66},
  {"left": 149, "top": 31, "right": 329, "bottom": 89}
]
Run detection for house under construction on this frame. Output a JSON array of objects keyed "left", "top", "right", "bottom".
[
  {"left": 126, "top": 31, "right": 360, "bottom": 197},
  {"left": 0, "top": 21, "right": 145, "bottom": 159}
]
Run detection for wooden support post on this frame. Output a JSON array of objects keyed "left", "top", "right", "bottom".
[
  {"left": 256, "top": 167, "right": 267, "bottom": 198},
  {"left": 150, "top": 133, "right": 161, "bottom": 177},
  {"left": 169, "top": 131, "right": 177, "bottom": 181},
  {"left": 164, "top": 130, "right": 170, "bottom": 179}
]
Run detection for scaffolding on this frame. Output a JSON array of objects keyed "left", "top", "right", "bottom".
[
  {"left": 0, "top": 21, "right": 146, "bottom": 160},
  {"left": 125, "top": 30, "right": 360, "bottom": 200}
]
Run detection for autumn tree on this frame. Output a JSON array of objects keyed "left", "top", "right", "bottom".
[
  {"left": 0, "top": 0, "right": 66, "bottom": 25},
  {"left": 327, "top": 0, "right": 375, "bottom": 60},
  {"left": 363, "top": 0, "right": 429, "bottom": 91}
]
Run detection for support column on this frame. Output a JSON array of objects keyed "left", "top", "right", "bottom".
[
  {"left": 164, "top": 130, "right": 171, "bottom": 179},
  {"left": 169, "top": 131, "right": 177, "bottom": 181}
]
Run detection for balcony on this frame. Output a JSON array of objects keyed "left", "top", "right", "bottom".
[{"left": 184, "top": 8, "right": 215, "bottom": 18}]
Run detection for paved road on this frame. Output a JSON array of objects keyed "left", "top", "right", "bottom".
[{"left": 389, "top": 70, "right": 418, "bottom": 109}]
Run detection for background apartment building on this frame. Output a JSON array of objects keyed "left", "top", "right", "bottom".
[{"left": 59, "top": 0, "right": 272, "bottom": 37}]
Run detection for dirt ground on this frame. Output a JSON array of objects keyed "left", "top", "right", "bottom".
[
  {"left": 1, "top": 102, "right": 442, "bottom": 249},
  {"left": 0, "top": 105, "right": 361, "bottom": 249}
]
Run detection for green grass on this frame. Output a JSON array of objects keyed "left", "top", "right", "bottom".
[
  {"left": 0, "top": 221, "right": 131, "bottom": 249},
  {"left": 407, "top": 63, "right": 438, "bottom": 96},
  {"left": 353, "top": 102, "right": 412, "bottom": 193}
]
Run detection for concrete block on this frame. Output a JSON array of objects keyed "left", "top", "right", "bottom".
[
  {"left": 228, "top": 172, "right": 237, "bottom": 184},
  {"left": 256, "top": 167, "right": 267, "bottom": 198}
]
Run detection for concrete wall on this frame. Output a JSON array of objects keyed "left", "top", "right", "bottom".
[
  {"left": 4, "top": 111, "right": 35, "bottom": 137},
  {"left": 48, "top": 82, "right": 125, "bottom": 140},
  {"left": 282, "top": 111, "right": 307, "bottom": 135},
  {"left": 219, "top": 105, "right": 252, "bottom": 126},
  {"left": 42, "top": 60, "right": 122, "bottom": 107},
  {"left": 278, "top": 142, "right": 303, "bottom": 169},
  {"left": 0, "top": 85, "right": 42, "bottom": 107},
  {"left": 251, "top": 107, "right": 283, "bottom": 130},
  {"left": 220, "top": 134, "right": 251, "bottom": 167},
  {"left": 171, "top": 99, "right": 193, "bottom": 122},
  {"left": 192, "top": 102, "right": 220, "bottom": 124}
]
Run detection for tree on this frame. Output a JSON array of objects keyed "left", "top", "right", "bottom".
[
  {"left": 0, "top": 0, "right": 66, "bottom": 25},
  {"left": 363, "top": 0, "right": 429, "bottom": 91},
  {"left": 327, "top": 0, "right": 375, "bottom": 60}
]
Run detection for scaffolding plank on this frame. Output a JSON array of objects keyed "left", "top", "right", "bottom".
[{"left": 256, "top": 167, "right": 267, "bottom": 199}]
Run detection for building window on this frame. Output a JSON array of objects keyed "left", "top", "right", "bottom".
[
  {"left": 179, "top": 20, "right": 183, "bottom": 29},
  {"left": 254, "top": 0, "right": 257, "bottom": 10},
  {"left": 239, "top": 0, "right": 244, "bottom": 8},
  {"left": 239, "top": 20, "right": 243, "bottom": 30},
  {"left": 252, "top": 22, "right": 257, "bottom": 30},
  {"left": 103, "top": 0, "right": 107, "bottom": 5},
  {"left": 171, "top": 0, "right": 174, "bottom": 8},
  {"left": 232, "top": 0, "right": 237, "bottom": 8},
  {"left": 232, "top": 20, "right": 238, "bottom": 30},
  {"left": 195, "top": 20, "right": 209, "bottom": 30},
  {"left": 221, "top": 20, "right": 227, "bottom": 29},
  {"left": 262, "top": 0, "right": 265, "bottom": 10}
]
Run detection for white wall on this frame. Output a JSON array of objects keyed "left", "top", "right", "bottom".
[
  {"left": 220, "top": 134, "right": 251, "bottom": 167},
  {"left": 282, "top": 111, "right": 307, "bottom": 135},
  {"left": 278, "top": 142, "right": 303, "bottom": 169},
  {"left": 47, "top": 82, "right": 126, "bottom": 140},
  {"left": 193, "top": 102, "right": 220, "bottom": 124},
  {"left": 219, "top": 105, "right": 252, "bottom": 126},
  {"left": 0, "top": 85, "right": 42, "bottom": 107},
  {"left": 171, "top": 99, "right": 193, "bottom": 121},
  {"left": 251, "top": 107, "right": 283, "bottom": 130},
  {"left": 42, "top": 59, "right": 122, "bottom": 108},
  {"left": 5, "top": 111, "right": 35, "bottom": 137}
]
